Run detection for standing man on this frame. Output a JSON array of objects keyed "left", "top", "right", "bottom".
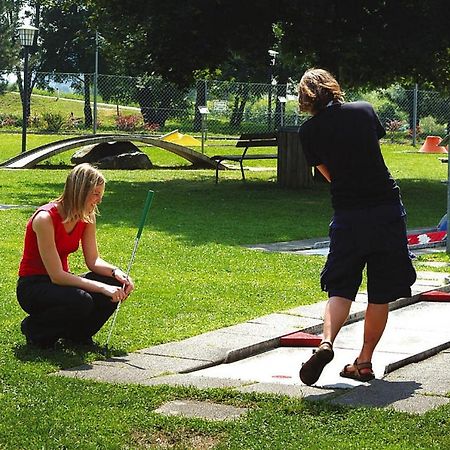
[{"left": 297, "top": 69, "right": 416, "bottom": 385}]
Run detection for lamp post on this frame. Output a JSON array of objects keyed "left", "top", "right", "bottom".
[
  {"left": 267, "top": 49, "right": 279, "bottom": 130},
  {"left": 18, "top": 24, "right": 38, "bottom": 153},
  {"left": 93, "top": 30, "right": 99, "bottom": 135}
]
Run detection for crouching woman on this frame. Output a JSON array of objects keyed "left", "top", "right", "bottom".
[{"left": 17, "top": 163, "right": 134, "bottom": 349}]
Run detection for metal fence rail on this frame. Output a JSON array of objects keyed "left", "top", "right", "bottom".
[{"left": 1, "top": 70, "right": 449, "bottom": 143}]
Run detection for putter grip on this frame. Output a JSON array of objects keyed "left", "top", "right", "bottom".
[{"left": 136, "top": 190, "right": 154, "bottom": 239}]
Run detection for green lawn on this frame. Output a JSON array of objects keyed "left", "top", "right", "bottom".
[{"left": 0, "top": 135, "right": 449, "bottom": 449}]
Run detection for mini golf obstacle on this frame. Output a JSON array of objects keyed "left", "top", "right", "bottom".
[
  {"left": 0, "top": 133, "right": 224, "bottom": 170},
  {"left": 419, "top": 135, "right": 448, "bottom": 154},
  {"left": 407, "top": 214, "right": 447, "bottom": 249},
  {"left": 420, "top": 290, "right": 450, "bottom": 302}
]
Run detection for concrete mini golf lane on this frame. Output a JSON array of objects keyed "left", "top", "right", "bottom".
[{"left": 191, "top": 301, "right": 450, "bottom": 389}]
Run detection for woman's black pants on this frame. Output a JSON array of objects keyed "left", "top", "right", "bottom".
[{"left": 17, "top": 272, "right": 119, "bottom": 344}]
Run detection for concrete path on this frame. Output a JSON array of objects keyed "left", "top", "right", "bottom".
[{"left": 56, "top": 268, "right": 450, "bottom": 415}]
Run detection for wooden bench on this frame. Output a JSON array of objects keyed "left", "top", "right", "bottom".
[{"left": 211, "top": 132, "right": 278, "bottom": 183}]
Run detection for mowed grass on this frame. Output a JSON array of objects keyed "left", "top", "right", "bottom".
[{"left": 0, "top": 135, "right": 449, "bottom": 448}]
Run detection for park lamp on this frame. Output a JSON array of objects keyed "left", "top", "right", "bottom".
[
  {"left": 18, "top": 24, "right": 38, "bottom": 153},
  {"left": 18, "top": 24, "right": 38, "bottom": 47},
  {"left": 268, "top": 49, "right": 279, "bottom": 65}
]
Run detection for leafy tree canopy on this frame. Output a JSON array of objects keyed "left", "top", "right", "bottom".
[
  {"left": 87, "top": 0, "right": 450, "bottom": 90},
  {"left": 0, "top": 0, "right": 25, "bottom": 69}
]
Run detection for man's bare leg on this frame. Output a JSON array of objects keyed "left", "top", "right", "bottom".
[
  {"left": 343, "top": 302, "right": 389, "bottom": 377},
  {"left": 359, "top": 302, "right": 389, "bottom": 362},
  {"left": 322, "top": 296, "right": 353, "bottom": 344},
  {"left": 300, "top": 296, "right": 352, "bottom": 385}
]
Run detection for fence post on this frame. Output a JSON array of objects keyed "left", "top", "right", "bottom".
[
  {"left": 447, "top": 157, "right": 450, "bottom": 254},
  {"left": 93, "top": 30, "right": 99, "bottom": 135},
  {"left": 412, "top": 83, "right": 418, "bottom": 146},
  {"left": 194, "top": 80, "right": 207, "bottom": 132}
]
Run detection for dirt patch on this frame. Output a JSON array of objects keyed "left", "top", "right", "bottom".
[{"left": 131, "top": 429, "right": 224, "bottom": 449}]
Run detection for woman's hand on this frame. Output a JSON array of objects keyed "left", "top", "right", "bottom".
[
  {"left": 102, "top": 284, "right": 128, "bottom": 303},
  {"left": 112, "top": 268, "right": 135, "bottom": 296}
]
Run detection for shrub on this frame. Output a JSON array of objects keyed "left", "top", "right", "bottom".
[
  {"left": 115, "top": 114, "right": 142, "bottom": 131},
  {"left": 29, "top": 114, "right": 43, "bottom": 129},
  {"left": 385, "top": 119, "right": 405, "bottom": 143},
  {"left": 419, "top": 115, "right": 446, "bottom": 137},
  {"left": 42, "top": 112, "right": 65, "bottom": 132},
  {"left": 0, "top": 114, "right": 20, "bottom": 128},
  {"left": 143, "top": 122, "right": 160, "bottom": 133}
]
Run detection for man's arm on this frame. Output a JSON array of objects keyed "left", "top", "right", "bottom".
[{"left": 316, "top": 164, "right": 331, "bottom": 182}]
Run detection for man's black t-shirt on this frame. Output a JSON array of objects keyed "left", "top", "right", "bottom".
[{"left": 299, "top": 101, "right": 400, "bottom": 211}]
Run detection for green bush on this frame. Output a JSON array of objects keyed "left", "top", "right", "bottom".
[
  {"left": 42, "top": 111, "right": 65, "bottom": 132},
  {"left": 419, "top": 115, "right": 446, "bottom": 137}
]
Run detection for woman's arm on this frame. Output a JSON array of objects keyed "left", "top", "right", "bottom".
[
  {"left": 316, "top": 164, "right": 331, "bottom": 182},
  {"left": 33, "top": 212, "right": 127, "bottom": 301},
  {"left": 82, "top": 222, "right": 135, "bottom": 296}
]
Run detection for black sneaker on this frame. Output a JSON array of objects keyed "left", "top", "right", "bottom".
[{"left": 21, "top": 318, "right": 56, "bottom": 349}]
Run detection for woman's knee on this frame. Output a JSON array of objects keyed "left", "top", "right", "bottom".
[{"left": 65, "top": 289, "right": 95, "bottom": 317}]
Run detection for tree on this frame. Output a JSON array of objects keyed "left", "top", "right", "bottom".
[
  {"left": 37, "top": 0, "right": 99, "bottom": 127},
  {"left": 279, "top": 0, "right": 450, "bottom": 90},
  {"left": 90, "top": 0, "right": 450, "bottom": 92},
  {"left": 0, "top": 0, "right": 22, "bottom": 71},
  {"left": 89, "top": 0, "right": 276, "bottom": 86}
]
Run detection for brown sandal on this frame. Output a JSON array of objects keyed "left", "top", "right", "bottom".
[
  {"left": 299, "top": 341, "right": 334, "bottom": 386},
  {"left": 340, "top": 359, "right": 375, "bottom": 382}
]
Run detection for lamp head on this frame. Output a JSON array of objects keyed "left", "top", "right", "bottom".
[{"left": 18, "top": 24, "right": 38, "bottom": 47}]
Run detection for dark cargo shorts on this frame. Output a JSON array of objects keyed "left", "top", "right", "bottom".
[{"left": 320, "top": 203, "right": 417, "bottom": 304}]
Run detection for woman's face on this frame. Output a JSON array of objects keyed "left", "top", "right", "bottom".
[{"left": 86, "top": 183, "right": 105, "bottom": 212}]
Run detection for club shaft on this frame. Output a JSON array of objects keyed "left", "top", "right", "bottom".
[{"left": 105, "top": 190, "right": 154, "bottom": 348}]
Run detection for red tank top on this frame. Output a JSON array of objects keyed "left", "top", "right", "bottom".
[{"left": 18, "top": 202, "right": 87, "bottom": 276}]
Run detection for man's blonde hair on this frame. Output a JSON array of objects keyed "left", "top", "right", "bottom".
[
  {"left": 56, "top": 163, "right": 105, "bottom": 223},
  {"left": 298, "top": 68, "right": 344, "bottom": 115}
]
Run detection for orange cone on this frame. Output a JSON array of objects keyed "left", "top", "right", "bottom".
[{"left": 419, "top": 135, "right": 448, "bottom": 154}]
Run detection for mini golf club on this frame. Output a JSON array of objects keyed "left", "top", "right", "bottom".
[{"left": 105, "top": 190, "right": 154, "bottom": 348}]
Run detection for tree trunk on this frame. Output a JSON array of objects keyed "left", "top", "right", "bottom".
[
  {"left": 137, "top": 85, "right": 170, "bottom": 127},
  {"left": 230, "top": 84, "right": 249, "bottom": 127}
]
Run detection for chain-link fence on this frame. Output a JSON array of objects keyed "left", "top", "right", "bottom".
[{"left": 1, "top": 69, "right": 450, "bottom": 143}]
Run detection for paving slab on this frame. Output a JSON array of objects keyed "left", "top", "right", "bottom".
[
  {"left": 55, "top": 353, "right": 214, "bottom": 383},
  {"left": 220, "top": 319, "right": 318, "bottom": 339},
  {"left": 154, "top": 400, "right": 249, "bottom": 421},
  {"left": 383, "top": 350, "right": 450, "bottom": 396},
  {"left": 332, "top": 377, "right": 450, "bottom": 415},
  {"left": 415, "top": 270, "right": 450, "bottom": 282},
  {"left": 246, "top": 313, "right": 322, "bottom": 331},
  {"left": 137, "top": 329, "right": 280, "bottom": 364},
  {"left": 236, "top": 381, "right": 336, "bottom": 401},
  {"left": 140, "top": 373, "right": 251, "bottom": 390}
]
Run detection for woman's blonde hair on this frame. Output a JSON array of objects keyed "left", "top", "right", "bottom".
[
  {"left": 56, "top": 163, "right": 105, "bottom": 223},
  {"left": 298, "top": 68, "right": 344, "bottom": 115}
]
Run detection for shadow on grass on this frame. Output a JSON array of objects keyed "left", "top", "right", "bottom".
[
  {"left": 303, "top": 378, "right": 423, "bottom": 410},
  {"left": 13, "top": 340, "right": 127, "bottom": 370},
  {"left": 4, "top": 174, "right": 446, "bottom": 247}
]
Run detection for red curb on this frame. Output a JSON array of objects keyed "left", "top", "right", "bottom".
[
  {"left": 420, "top": 290, "right": 450, "bottom": 302},
  {"left": 279, "top": 331, "right": 322, "bottom": 347}
]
